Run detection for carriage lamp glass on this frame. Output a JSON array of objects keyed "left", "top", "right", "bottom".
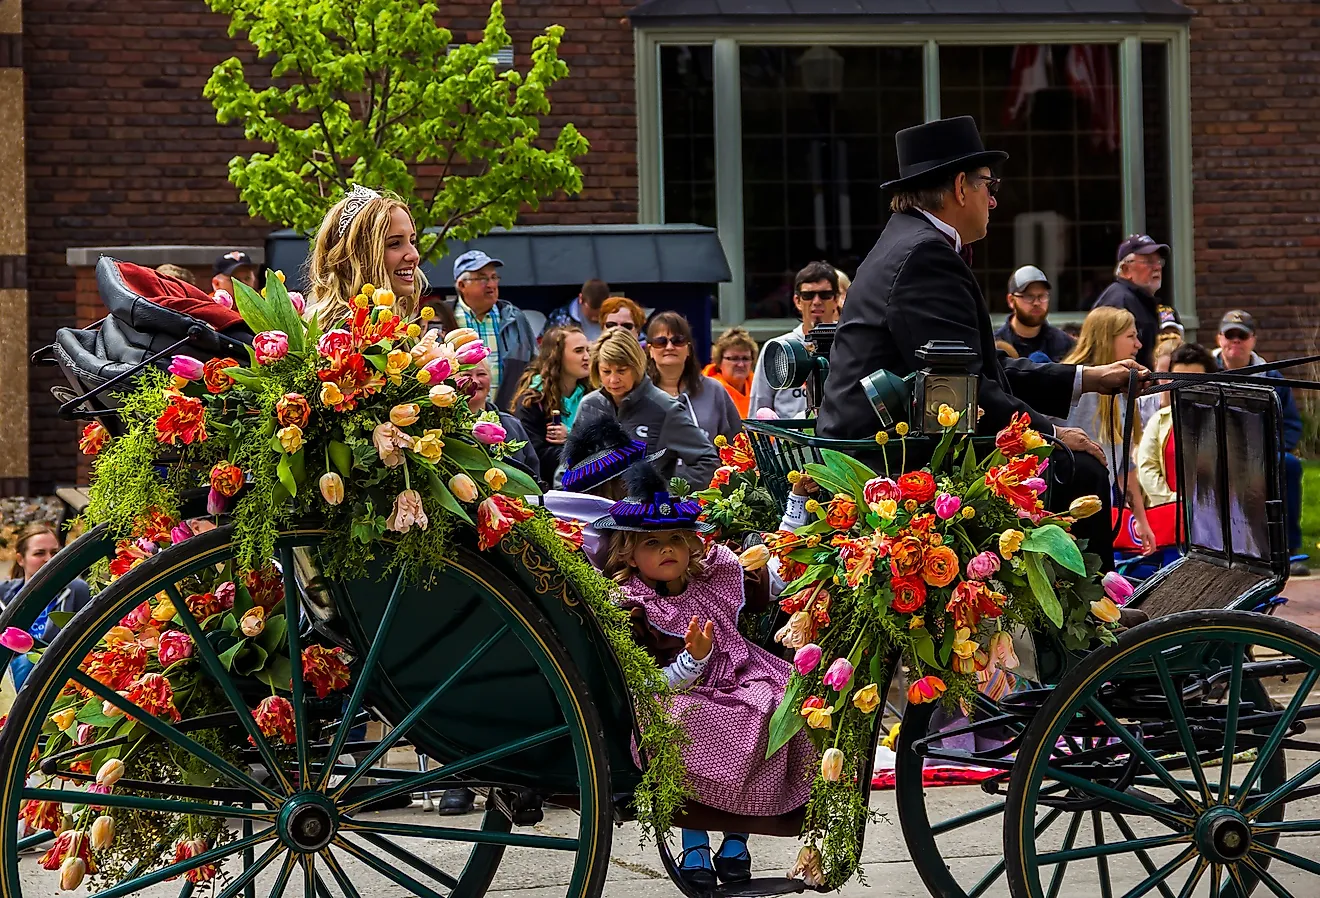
[
  {"left": 913, "top": 341, "right": 978, "bottom": 435},
  {"left": 760, "top": 323, "right": 837, "bottom": 418}
]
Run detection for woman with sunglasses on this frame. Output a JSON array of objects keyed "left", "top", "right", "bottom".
[
  {"left": 646, "top": 312, "right": 743, "bottom": 446},
  {"left": 598, "top": 296, "right": 647, "bottom": 337}
]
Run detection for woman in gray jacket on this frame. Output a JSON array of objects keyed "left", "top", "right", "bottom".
[
  {"left": 645, "top": 312, "right": 743, "bottom": 446},
  {"left": 572, "top": 327, "right": 719, "bottom": 489}
]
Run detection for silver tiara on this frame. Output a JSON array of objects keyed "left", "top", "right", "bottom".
[{"left": 337, "top": 184, "right": 382, "bottom": 237}]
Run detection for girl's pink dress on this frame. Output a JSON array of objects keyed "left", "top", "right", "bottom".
[{"left": 618, "top": 543, "right": 816, "bottom": 817}]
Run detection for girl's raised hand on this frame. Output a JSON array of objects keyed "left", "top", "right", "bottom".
[{"left": 685, "top": 615, "right": 715, "bottom": 661}]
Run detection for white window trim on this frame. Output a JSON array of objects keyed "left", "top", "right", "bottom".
[{"left": 634, "top": 23, "right": 1197, "bottom": 337}]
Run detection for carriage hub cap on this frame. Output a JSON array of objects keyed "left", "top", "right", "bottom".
[
  {"left": 278, "top": 793, "right": 339, "bottom": 852},
  {"left": 1195, "top": 807, "right": 1252, "bottom": 863}
]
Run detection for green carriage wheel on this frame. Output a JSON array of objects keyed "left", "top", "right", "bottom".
[
  {"left": 0, "top": 524, "right": 613, "bottom": 898},
  {"left": 1004, "top": 610, "right": 1320, "bottom": 898}
]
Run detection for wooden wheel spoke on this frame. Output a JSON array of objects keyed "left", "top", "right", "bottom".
[
  {"left": 1151, "top": 655, "right": 1214, "bottom": 807},
  {"left": 93, "top": 827, "right": 278, "bottom": 898},
  {"left": 1233, "top": 668, "right": 1319, "bottom": 809},
  {"left": 1095, "top": 811, "right": 1115, "bottom": 898},
  {"left": 280, "top": 547, "right": 311, "bottom": 787},
  {"left": 355, "top": 831, "right": 460, "bottom": 889},
  {"left": 1036, "top": 830, "right": 1190, "bottom": 866},
  {"left": 340, "top": 817, "right": 579, "bottom": 852},
  {"left": 22, "top": 786, "right": 275, "bottom": 821},
  {"left": 1246, "top": 756, "right": 1320, "bottom": 822},
  {"left": 1240, "top": 856, "right": 1296, "bottom": 898},
  {"left": 266, "top": 851, "right": 299, "bottom": 898},
  {"left": 319, "top": 848, "right": 365, "bottom": 898},
  {"left": 1250, "top": 840, "right": 1320, "bottom": 878},
  {"left": 1045, "top": 812, "right": 1084, "bottom": 898},
  {"left": 1174, "top": 858, "right": 1208, "bottom": 898},
  {"left": 332, "top": 836, "right": 447, "bottom": 898},
  {"left": 1219, "top": 645, "right": 1246, "bottom": 803},
  {"left": 214, "top": 842, "right": 286, "bottom": 898},
  {"left": 1044, "top": 764, "right": 1194, "bottom": 829},
  {"left": 1110, "top": 813, "right": 1182, "bottom": 898},
  {"left": 1115, "top": 845, "right": 1196, "bottom": 898},
  {"left": 1084, "top": 697, "right": 1202, "bottom": 813},
  {"left": 300, "top": 852, "right": 316, "bottom": 898}
]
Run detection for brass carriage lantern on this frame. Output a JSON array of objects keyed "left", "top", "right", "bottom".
[{"left": 912, "top": 341, "right": 978, "bottom": 435}]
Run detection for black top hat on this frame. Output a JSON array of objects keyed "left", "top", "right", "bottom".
[{"left": 881, "top": 116, "right": 1008, "bottom": 192}]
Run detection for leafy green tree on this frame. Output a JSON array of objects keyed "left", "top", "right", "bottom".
[{"left": 204, "top": 0, "right": 588, "bottom": 259}]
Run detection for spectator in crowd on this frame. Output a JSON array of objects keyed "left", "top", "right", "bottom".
[
  {"left": 703, "top": 327, "right": 758, "bottom": 418},
  {"left": 599, "top": 296, "right": 647, "bottom": 338},
  {"left": 836, "top": 270, "right": 852, "bottom": 306},
  {"left": 464, "top": 359, "right": 542, "bottom": 486},
  {"left": 646, "top": 312, "right": 743, "bottom": 446},
  {"left": 544, "top": 278, "right": 609, "bottom": 342},
  {"left": 749, "top": 261, "right": 841, "bottom": 419},
  {"left": 1138, "top": 342, "right": 1216, "bottom": 507},
  {"left": 1137, "top": 332, "right": 1184, "bottom": 428},
  {"left": 1060, "top": 321, "right": 1082, "bottom": 340},
  {"left": 1061, "top": 306, "right": 1156, "bottom": 554},
  {"left": 1092, "top": 234, "right": 1177, "bottom": 368},
  {"left": 156, "top": 263, "right": 196, "bottom": 285},
  {"left": 212, "top": 250, "right": 259, "bottom": 296},
  {"left": 994, "top": 265, "right": 1075, "bottom": 362},
  {"left": 1214, "top": 310, "right": 1307, "bottom": 573},
  {"left": 512, "top": 326, "right": 593, "bottom": 485},
  {"left": 572, "top": 327, "right": 718, "bottom": 489},
  {"left": 447, "top": 249, "right": 537, "bottom": 411},
  {"left": 1, "top": 524, "right": 92, "bottom": 690},
  {"left": 1158, "top": 306, "right": 1184, "bottom": 340},
  {"left": 995, "top": 340, "right": 1019, "bottom": 359}
]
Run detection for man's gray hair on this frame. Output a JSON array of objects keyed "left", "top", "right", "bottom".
[
  {"left": 887, "top": 170, "right": 970, "bottom": 215},
  {"left": 1114, "top": 253, "right": 1137, "bottom": 279}
]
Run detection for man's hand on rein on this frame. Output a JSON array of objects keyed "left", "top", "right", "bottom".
[{"left": 1081, "top": 359, "right": 1149, "bottom": 395}]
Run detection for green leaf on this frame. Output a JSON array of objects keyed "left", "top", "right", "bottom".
[
  {"left": 939, "top": 622, "right": 955, "bottom": 665},
  {"left": 259, "top": 270, "right": 305, "bottom": 352},
  {"left": 256, "top": 655, "right": 293, "bottom": 691},
  {"left": 912, "top": 630, "right": 938, "bottom": 669},
  {"left": 1022, "top": 524, "right": 1086, "bottom": 576},
  {"left": 443, "top": 439, "right": 493, "bottom": 473},
  {"left": 234, "top": 643, "right": 269, "bottom": 676},
  {"left": 766, "top": 676, "right": 807, "bottom": 759},
  {"left": 929, "top": 427, "right": 957, "bottom": 473},
  {"left": 820, "top": 448, "right": 878, "bottom": 493},
  {"left": 47, "top": 611, "right": 75, "bottom": 630},
  {"left": 1025, "top": 552, "right": 1064, "bottom": 629},
  {"left": 289, "top": 448, "right": 307, "bottom": 487},
  {"left": 427, "top": 469, "right": 474, "bottom": 525},
  {"left": 329, "top": 441, "right": 353, "bottom": 476},
  {"left": 276, "top": 453, "right": 297, "bottom": 499},
  {"left": 257, "top": 614, "right": 288, "bottom": 654},
  {"left": 960, "top": 438, "right": 979, "bottom": 479},
  {"left": 224, "top": 367, "right": 263, "bottom": 390},
  {"left": 218, "top": 641, "right": 245, "bottom": 671},
  {"left": 779, "top": 564, "right": 833, "bottom": 596},
  {"left": 801, "top": 462, "right": 855, "bottom": 501},
  {"left": 232, "top": 280, "right": 278, "bottom": 336},
  {"left": 495, "top": 460, "right": 541, "bottom": 497},
  {"left": 232, "top": 583, "right": 253, "bottom": 618}
]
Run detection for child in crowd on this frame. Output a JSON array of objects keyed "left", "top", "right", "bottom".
[{"left": 596, "top": 463, "right": 815, "bottom": 890}]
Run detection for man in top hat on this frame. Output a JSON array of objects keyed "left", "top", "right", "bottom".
[
  {"left": 817, "top": 115, "right": 1144, "bottom": 568},
  {"left": 1092, "top": 234, "right": 1177, "bottom": 369}
]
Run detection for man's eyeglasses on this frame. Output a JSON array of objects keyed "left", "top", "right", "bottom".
[
  {"left": 463, "top": 274, "right": 501, "bottom": 285},
  {"left": 606, "top": 321, "right": 637, "bottom": 332},
  {"left": 648, "top": 334, "right": 689, "bottom": 349},
  {"left": 1011, "top": 292, "right": 1051, "bottom": 305},
  {"left": 970, "top": 175, "right": 1002, "bottom": 197},
  {"left": 796, "top": 289, "right": 838, "bottom": 303},
  {"left": 1134, "top": 256, "right": 1166, "bottom": 269}
]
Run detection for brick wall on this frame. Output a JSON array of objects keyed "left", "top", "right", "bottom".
[
  {"left": 23, "top": 0, "right": 638, "bottom": 493},
  {"left": 1188, "top": 1, "right": 1320, "bottom": 358}
]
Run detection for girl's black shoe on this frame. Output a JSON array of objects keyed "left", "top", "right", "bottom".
[
  {"left": 713, "top": 835, "right": 752, "bottom": 884},
  {"left": 677, "top": 846, "right": 717, "bottom": 892}
]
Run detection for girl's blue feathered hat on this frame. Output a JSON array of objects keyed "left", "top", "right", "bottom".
[
  {"left": 592, "top": 461, "right": 715, "bottom": 534},
  {"left": 560, "top": 416, "right": 663, "bottom": 494}
]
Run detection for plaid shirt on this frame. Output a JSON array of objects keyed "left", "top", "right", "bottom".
[{"left": 453, "top": 299, "right": 503, "bottom": 394}]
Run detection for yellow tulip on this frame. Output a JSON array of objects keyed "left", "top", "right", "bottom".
[
  {"left": 151, "top": 598, "right": 176, "bottom": 622},
  {"left": 319, "top": 472, "right": 345, "bottom": 506},
  {"left": 90, "top": 815, "right": 115, "bottom": 850},
  {"left": 277, "top": 424, "right": 304, "bottom": 454},
  {"left": 385, "top": 350, "right": 412, "bottom": 377},
  {"left": 415, "top": 430, "right": 446, "bottom": 463},
  {"left": 275, "top": 270, "right": 287, "bottom": 283},
  {"left": 739, "top": 544, "right": 770, "bottom": 571},
  {"left": 484, "top": 468, "right": 508, "bottom": 491},
  {"left": 240, "top": 607, "right": 266, "bottom": 638},
  {"left": 937, "top": 404, "right": 961, "bottom": 428},
  {"left": 805, "top": 705, "right": 833, "bottom": 730},
  {"left": 373, "top": 289, "right": 395, "bottom": 308},
  {"left": 1091, "top": 596, "right": 1122, "bottom": 624},
  {"left": 1069, "top": 495, "right": 1103, "bottom": 520},
  {"left": 51, "top": 707, "right": 77, "bottom": 730},
  {"left": 389, "top": 403, "right": 421, "bottom": 427},
  {"left": 429, "top": 384, "right": 458, "bottom": 408},
  {"left": 820, "top": 747, "right": 845, "bottom": 781},
  {"left": 444, "top": 327, "right": 480, "bottom": 349},
  {"left": 60, "top": 857, "right": 86, "bottom": 891},
  {"left": 875, "top": 499, "right": 898, "bottom": 520},
  {"left": 103, "top": 625, "right": 136, "bottom": 646},
  {"left": 851, "top": 683, "right": 880, "bottom": 714},
  {"left": 449, "top": 473, "right": 479, "bottom": 503},
  {"left": 999, "top": 529, "right": 1024, "bottom": 559},
  {"left": 320, "top": 381, "right": 345, "bottom": 407}
]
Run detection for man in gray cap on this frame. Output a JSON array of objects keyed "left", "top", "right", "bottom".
[
  {"left": 994, "top": 265, "right": 1075, "bottom": 362},
  {"left": 447, "top": 249, "right": 537, "bottom": 410}
]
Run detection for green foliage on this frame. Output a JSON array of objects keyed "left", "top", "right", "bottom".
[
  {"left": 85, "top": 369, "right": 178, "bottom": 536},
  {"left": 203, "top": 0, "right": 589, "bottom": 259}
]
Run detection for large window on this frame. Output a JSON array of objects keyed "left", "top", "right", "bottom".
[{"left": 660, "top": 45, "right": 717, "bottom": 228}]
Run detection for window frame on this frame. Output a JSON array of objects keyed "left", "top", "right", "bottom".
[{"left": 634, "top": 23, "right": 1194, "bottom": 342}]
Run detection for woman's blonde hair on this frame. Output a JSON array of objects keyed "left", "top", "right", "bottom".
[
  {"left": 591, "top": 327, "right": 647, "bottom": 389},
  {"left": 712, "top": 327, "right": 758, "bottom": 366},
  {"left": 1153, "top": 332, "right": 1184, "bottom": 367},
  {"left": 1064, "top": 306, "right": 1139, "bottom": 444},
  {"left": 305, "top": 190, "right": 428, "bottom": 325},
  {"left": 601, "top": 529, "right": 707, "bottom": 584}
]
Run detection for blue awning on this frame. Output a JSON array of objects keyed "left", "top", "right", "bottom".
[{"left": 628, "top": 0, "right": 1194, "bottom": 24}]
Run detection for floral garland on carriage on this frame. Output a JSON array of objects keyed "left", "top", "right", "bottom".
[
  {"left": 14, "top": 272, "right": 688, "bottom": 890},
  {"left": 693, "top": 417, "right": 1128, "bottom": 889}
]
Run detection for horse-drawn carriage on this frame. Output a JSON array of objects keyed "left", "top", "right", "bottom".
[{"left": 0, "top": 259, "right": 1316, "bottom": 898}]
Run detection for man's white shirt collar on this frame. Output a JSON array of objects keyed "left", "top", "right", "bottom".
[{"left": 919, "top": 209, "right": 962, "bottom": 252}]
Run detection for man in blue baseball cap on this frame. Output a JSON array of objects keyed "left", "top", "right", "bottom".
[
  {"left": 447, "top": 249, "right": 537, "bottom": 410},
  {"left": 1091, "top": 234, "right": 1176, "bottom": 368}
]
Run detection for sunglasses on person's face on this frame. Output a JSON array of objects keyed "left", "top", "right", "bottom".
[
  {"left": 796, "top": 289, "right": 838, "bottom": 303},
  {"left": 606, "top": 321, "right": 637, "bottom": 332},
  {"left": 969, "top": 174, "right": 1002, "bottom": 197},
  {"left": 722, "top": 355, "right": 753, "bottom": 365},
  {"left": 649, "top": 334, "right": 689, "bottom": 349}
]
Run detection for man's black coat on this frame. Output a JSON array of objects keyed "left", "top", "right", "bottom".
[{"left": 818, "top": 211, "right": 1076, "bottom": 440}]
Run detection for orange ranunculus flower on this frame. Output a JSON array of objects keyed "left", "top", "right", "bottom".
[
  {"left": 984, "top": 456, "right": 1045, "bottom": 517},
  {"left": 825, "top": 494, "right": 859, "bottom": 530},
  {"left": 155, "top": 389, "right": 207, "bottom": 446},
  {"left": 80, "top": 421, "right": 110, "bottom": 455},
  {"left": 302, "top": 645, "right": 351, "bottom": 699},
  {"left": 889, "top": 535, "right": 924, "bottom": 578},
  {"left": 897, "top": 471, "right": 937, "bottom": 504},
  {"left": 202, "top": 357, "right": 240, "bottom": 393},
  {"left": 995, "top": 411, "right": 1045, "bottom": 458},
  {"left": 275, "top": 393, "right": 311, "bottom": 429},
  {"left": 209, "top": 461, "right": 244, "bottom": 498},
  {"left": 124, "top": 672, "right": 182, "bottom": 723},
  {"left": 921, "top": 545, "right": 960, "bottom": 588},
  {"left": 890, "top": 575, "right": 927, "bottom": 614},
  {"left": 132, "top": 507, "right": 175, "bottom": 543},
  {"left": 907, "top": 675, "right": 947, "bottom": 705},
  {"left": 252, "top": 695, "right": 296, "bottom": 745},
  {"left": 716, "top": 432, "right": 756, "bottom": 472}
]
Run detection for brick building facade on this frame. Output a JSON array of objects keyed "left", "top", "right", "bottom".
[{"left": 8, "top": 0, "right": 1320, "bottom": 495}]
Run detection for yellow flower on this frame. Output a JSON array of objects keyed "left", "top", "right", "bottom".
[
  {"left": 377, "top": 309, "right": 394, "bottom": 325},
  {"left": 415, "top": 430, "right": 445, "bottom": 463},
  {"left": 152, "top": 598, "right": 177, "bottom": 622},
  {"left": 361, "top": 283, "right": 375, "bottom": 296},
  {"left": 852, "top": 683, "right": 880, "bottom": 714},
  {"left": 805, "top": 499, "right": 821, "bottom": 514},
  {"left": 804, "top": 704, "right": 833, "bottom": 730},
  {"left": 240, "top": 607, "right": 266, "bottom": 637},
  {"left": 909, "top": 615, "right": 924, "bottom": 630},
  {"left": 786, "top": 470, "right": 802, "bottom": 484},
  {"left": 714, "top": 434, "right": 729, "bottom": 448},
  {"left": 1091, "top": 596, "right": 1122, "bottom": 623},
  {"left": 937, "top": 404, "right": 961, "bottom": 428},
  {"left": 415, "top": 369, "right": 432, "bottom": 385},
  {"left": 429, "top": 384, "right": 459, "bottom": 408},
  {"left": 895, "top": 422, "right": 909, "bottom": 436},
  {"left": 875, "top": 499, "right": 898, "bottom": 520},
  {"left": 96, "top": 758, "right": 125, "bottom": 786},
  {"left": 373, "top": 289, "right": 395, "bottom": 308},
  {"left": 929, "top": 532, "right": 944, "bottom": 547},
  {"left": 90, "top": 815, "right": 115, "bottom": 850},
  {"left": 421, "top": 306, "right": 436, "bottom": 321},
  {"left": 319, "top": 472, "right": 345, "bottom": 506},
  {"left": 385, "top": 350, "right": 411, "bottom": 377},
  {"left": 353, "top": 293, "right": 369, "bottom": 309},
  {"left": 1069, "top": 495, "right": 1103, "bottom": 519},
  {"left": 999, "top": 529, "right": 1024, "bottom": 559},
  {"left": 484, "top": 468, "right": 508, "bottom": 491},
  {"left": 104, "top": 626, "right": 135, "bottom": 646},
  {"left": 448, "top": 473, "right": 479, "bottom": 503},
  {"left": 407, "top": 324, "right": 422, "bottom": 338},
  {"left": 320, "top": 381, "right": 345, "bottom": 407},
  {"left": 904, "top": 499, "right": 918, "bottom": 513},
  {"left": 51, "top": 707, "right": 77, "bottom": 730},
  {"left": 876, "top": 431, "right": 890, "bottom": 446},
  {"left": 277, "top": 424, "right": 304, "bottom": 454},
  {"left": 739, "top": 544, "right": 770, "bottom": 571},
  {"left": 962, "top": 505, "right": 976, "bottom": 519},
  {"left": 820, "top": 747, "right": 845, "bottom": 781},
  {"left": 275, "top": 270, "right": 287, "bottom": 283},
  {"left": 1023, "top": 429, "right": 1046, "bottom": 451},
  {"left": 952, "top": 627, "right": 977, "bottom": 660},
  {"left": 60, "top": 857, "right": 87, "bottom": 891},
  {"left": 390, "top": 403, "right": 421, "bottom": 427}
]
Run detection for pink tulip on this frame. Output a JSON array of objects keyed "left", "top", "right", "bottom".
[
  {"left": 253, "top": 331, "right": 290, "bottom": 364},
  {"left": 157, "top": 630, "right": 194, "bottom": 667},
  {"left": 934, "top": 493, "right": 962, "bottom": 520},
  {"left": 0, "top": 627, "right": 33, "bottom": 653},
  {"left": 863, "top": 477, "right": 901, "bottom": 506},
  {"left": 287, "top": 291, "right": 306, "bottom": 314},
  {"left": 423, "top": 357, "right": 454, "bottom": 383},
  {"left": 1102, "top": 571, "right": 1135, "bottom": 606},
  {"left": 169, "top": 522, "right": 193, "bottom": 545},
  {"left": 793, "top": 644, "right": 823, "bottom": 676},
  {"left": 211, "top": 289, "right": 234, "bottom": 309},
  {"left": 317, "top": 330, "right": 353, "bottom": 358},
  {"left": 966, "top": 551, "right": 1001, "bottom": 581},
  {"left": 216, "top": 581, "right": 236, "bottom": 610},
  {"left": 168, "top": 355, "right": 205, "bottom": 381},
  {"left": 472, "top": 421, "right": 507, "bottom": 445},
  {"left": 822, "top": 657, "right": 854, "bottom": 690},
  {"left": 207, "top": 488, "right": 228, "bottom": 516},
  {"left": 456, "top": 342, "right": 489, "bottom": 365},
  {"left": 1023, "top": 477, "right": 1049, "bottom": 495},
  {"left": 755, "top": 407, "right": 778, "bottom": 420}
]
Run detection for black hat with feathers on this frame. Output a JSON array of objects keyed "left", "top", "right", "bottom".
[
  {"left": 592, "top": 460, "right": 714, "bottom": 534},
  {"left": 560, "top": 414, "right": 663, "bottom": 494}
]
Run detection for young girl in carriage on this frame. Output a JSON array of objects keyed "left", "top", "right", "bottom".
[{"left": 594, "top": 462, "right": 817, "bottom": 890}]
